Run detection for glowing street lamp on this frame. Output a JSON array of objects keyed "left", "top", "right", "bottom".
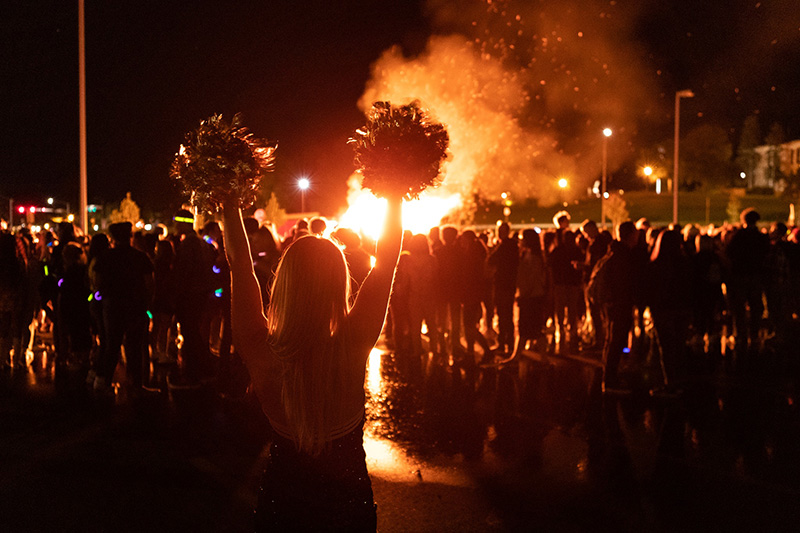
[
  {"left": 558, "top": 177, "right": 568, "bottom": 189},
  {"left": 297, "top": 177, "right": 310, "bottom": 212},
  {"left": 673, "top": 89, "right": 694, "bottom": 226},
  {"left": 601, "top": 128, "right": 612, "bottom": 227}
]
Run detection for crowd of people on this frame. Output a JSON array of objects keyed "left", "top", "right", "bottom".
[
  {"left": 1, "top": 206, "right": 799, "bottom": 400},
  {"left": 388, "top": 208, "right": 800, "bottom": 395}
]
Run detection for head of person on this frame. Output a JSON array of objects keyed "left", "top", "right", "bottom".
[
  {"left": 268, "top": 236, "right": 350, "bottom": 344},
  {"left": 740, "top": 207, "right": 760, "bottom": 228},
  {"left": 695, "top": 233, "right": 714, "bottom": 255},
  {"left": 521, "top": 228, "right": 541, "bottom": 252},
  {"left": 155, "top": 239, "right": 175, "bottom": 265},
  {"left": 580, "top": 219, "right": 598, "bottom": 240},
  {"left": 309, "top": 217, "right": 327, "bottom": 236},
  {"left": 57, "top": 221, "right": 77, "bottom": 245},
  {"left": 108, "top": 222, "right": 133, "bottom": 248},
  {"left": 174, "top": 209, "right": 195, "bottom": 236},
  {"left": 651, "top": 229, "right": 684, "bottom": 263},
  {"left": 251, "top": 225, "right": 279, "bottom": 257},
  {"left": 770, "top": 221, "right": 788, "bottom": 242},
  {"left": 242, "top": 217, "right": 260, "bottom": 236},
  {"left": 408, "top": 233, "right": 430, "bottom": 256},
  {"left": 441, "top": 225, "right": 458, "bottom": 246},
  {"left": 458, "top": 228, "right": 477, "bottom": 248},
  {"left": 428, "top": 226, "right": 441, "bottom": 243},
  {"left": 616, "top": 221, "right": 638, "bottom": 249},
  {"left": 497, "top": 221, "right": 511, "bottom": 241},
  {"left": 202, "top": 221, "right": 222, "bottom": 244},
  {"left": 553, "top": 210, "right": 570, "bottom": 230},
  {"left": 88, "top": 232, "right": 110, "bottom": 261},
  {"left": 331, "top": 227, "right": 361, "bottom": 251},
  {"left": 62, "top": 241, "right": 85, "bottom": 269}
]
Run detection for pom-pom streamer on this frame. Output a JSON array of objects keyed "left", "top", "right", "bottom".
[
  {"left": 350, "top": 101, "right": 449, "bottom": 200},
  {"left": 171, "top": 113, "right": 277, "bottom": 213}
]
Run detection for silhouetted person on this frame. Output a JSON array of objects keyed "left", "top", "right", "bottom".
[
  {"left": 487, "top": 222, "right": 519, "bottom": 354},
  {"left": 434, "top": 226, "right": 464, "bottom": 355},
  {"left": 222, "top": 192, "right": 402, "bottom": 531},
  {"left": 580, "top": 219, "right": 611, "bottom": 349},
  {"left": 725, "top": 208, "right": 769, "bottom": 363},
  {"left": 459, "top": 230, "right": 493, "bottom": 364},
  {"left": 0, "top": 233, "right": 24, "bottom": 369},
  {"left": 150, "top": 239, "right": 176, "bottom": 364},
  {"left": 94, "top": 222, "right": 154, "bottom": 393},
  {"left": 646, "top": 229, "right": 692, "bottom": 391},
  {"left": 548, "top": 226, "right": 583, "bottom": 352},
  {"left": 56, "top": 242, "right": 92, "bottom": 372},
  {"left": 333, "top": 228, "right": 371, "bottom": 298},
  {"left": 588, "top": 221, "right": 639, "bottom": 392},
  {"left": 171, "top": 210, "right": 215, "bottom": 387},
  {"left": 691, "top": 234, "right": 724, "bottom": 344},
  {"left": 516, "top": 229, "right": 547, "bottom": 353},
  {"left": 406, "top": 234, "right": 441, "bottom": 367}
]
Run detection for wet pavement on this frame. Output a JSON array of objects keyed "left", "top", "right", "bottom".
[{"left": 2, "top": 328, "right": 800, "bottom": 532}]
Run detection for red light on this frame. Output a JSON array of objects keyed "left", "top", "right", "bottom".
[{"left": 18, "top": 206, "right": 25, "bottom": 214}]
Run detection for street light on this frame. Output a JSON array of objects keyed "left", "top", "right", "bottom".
[
  {"left": 298, "top": 177, "right": 310, "bottom": 212},
  {"left": 673, "top": 89, "right": 694, "bottom": 226},
  {"left": 601, "top": 128, "right": 612, "bottom": 227}
]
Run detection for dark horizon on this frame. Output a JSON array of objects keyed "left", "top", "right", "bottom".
[{"left": 3, "top": 1, "right": 799, "bottom": 217}]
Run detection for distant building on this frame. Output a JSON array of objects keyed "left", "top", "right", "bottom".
[{"left": 751, "top": 139, "right": 800, "bottom": 192}]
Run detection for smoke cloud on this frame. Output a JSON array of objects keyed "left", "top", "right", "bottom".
[{"left": 359, "top": 0, "right": 663, "bottom": 207}]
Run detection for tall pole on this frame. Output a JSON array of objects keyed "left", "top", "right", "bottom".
[
  {"left": 601, "top": 128, "right": 612, "bottom": 228},
  {"left": 298, "top": 177, "right": 310, "bottom": 213},
  {"left": 79, "top": 0, "right": 88, "bottom": 235},
  {"left": 673, "top": 89, "right": 694, "bottom": 227}
]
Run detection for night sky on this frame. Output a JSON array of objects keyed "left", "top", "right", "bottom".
[{"left": 3, "top": 1, "right": 799, "bottom": 217}]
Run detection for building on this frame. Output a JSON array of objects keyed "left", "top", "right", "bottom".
[{"left": 751, "top": 139, "right": 800, "bottom": 192}]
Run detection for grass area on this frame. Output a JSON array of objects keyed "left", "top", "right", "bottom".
[{"left": 481, "top": 190, "right": 797, "bottom": 227}]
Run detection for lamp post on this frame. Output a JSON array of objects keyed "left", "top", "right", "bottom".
[
  {"left": 673, "top": 89, "right": 694, "bottom": 226},
  {"left": 79, "top": 0, "right": 88, "bottom": 235},
  {"left": 298, "top": 177, "right": 310, "bottom": 212},
  {"left": 601, "top": 128, "right": 612, "bottom": 227},
  {"left": 643, "top": 165, "right": 653, "bottom": 191}
]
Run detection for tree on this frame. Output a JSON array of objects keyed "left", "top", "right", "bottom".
[
  {"left": 680, "top": 124, "right": 734, "bottom": 189},
  {"left": 262, "top": 192, "right": 287, "bottom": 228},
  {"left": 765, "top": 122, "right": 788, "bottom": 191},
  {"left": 735, "top": 114, "right": 761, "bottom": 188},
  {"left": 109, "top": 192, "right": 141, "bottom": 225},
  {"left": 606, "top": 193, "right": 629, "bottom": 229}
]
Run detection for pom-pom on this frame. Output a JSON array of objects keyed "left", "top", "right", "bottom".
[
  {"left": 170, "top": 113, "right": 277, "bottom": 213},
  {"left": 350, "top": 101, "right": 449, "bottom": 200}
]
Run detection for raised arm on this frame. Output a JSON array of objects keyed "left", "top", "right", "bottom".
[
  {"left": 347, "top": 195, "right": 403, "bottom": 354},
  {"left": 221, "top": 199, "right": 268, "bottom": 356}
]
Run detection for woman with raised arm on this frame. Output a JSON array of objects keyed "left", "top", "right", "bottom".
[{"left": 222, "top": 195, "right": 402, "bottom": 532}]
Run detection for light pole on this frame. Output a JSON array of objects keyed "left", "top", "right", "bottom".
[
  {"left": 298, "top": 177, "right": 310, "bottom": 212},
  {"left": 673, "top": 89, "right": 694, "bottom": 226},
  {"left": 643, "top": 165, "right": 653, "bottom": 192},
  {"left": 79, "top": 0, "right": 88, "bottom": 235},
  {"left": 601, "top": 128, "right": 612, "bottom": 227}
]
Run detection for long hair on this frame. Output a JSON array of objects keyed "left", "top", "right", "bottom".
[{"left": 267, "top": 236, "right": 352, "bottom": 455}]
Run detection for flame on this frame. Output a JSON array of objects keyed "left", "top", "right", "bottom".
[{"left": 338, "top": 176, "right": 461, "bottom": 240}]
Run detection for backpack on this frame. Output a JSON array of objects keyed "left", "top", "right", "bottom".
[{"left": 587, "top": 251, "right": 614, "bottom": 305}]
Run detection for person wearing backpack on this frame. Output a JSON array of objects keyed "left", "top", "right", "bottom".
[{"left": 587, "top": 221, "right": 640, "bottom": 393}]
